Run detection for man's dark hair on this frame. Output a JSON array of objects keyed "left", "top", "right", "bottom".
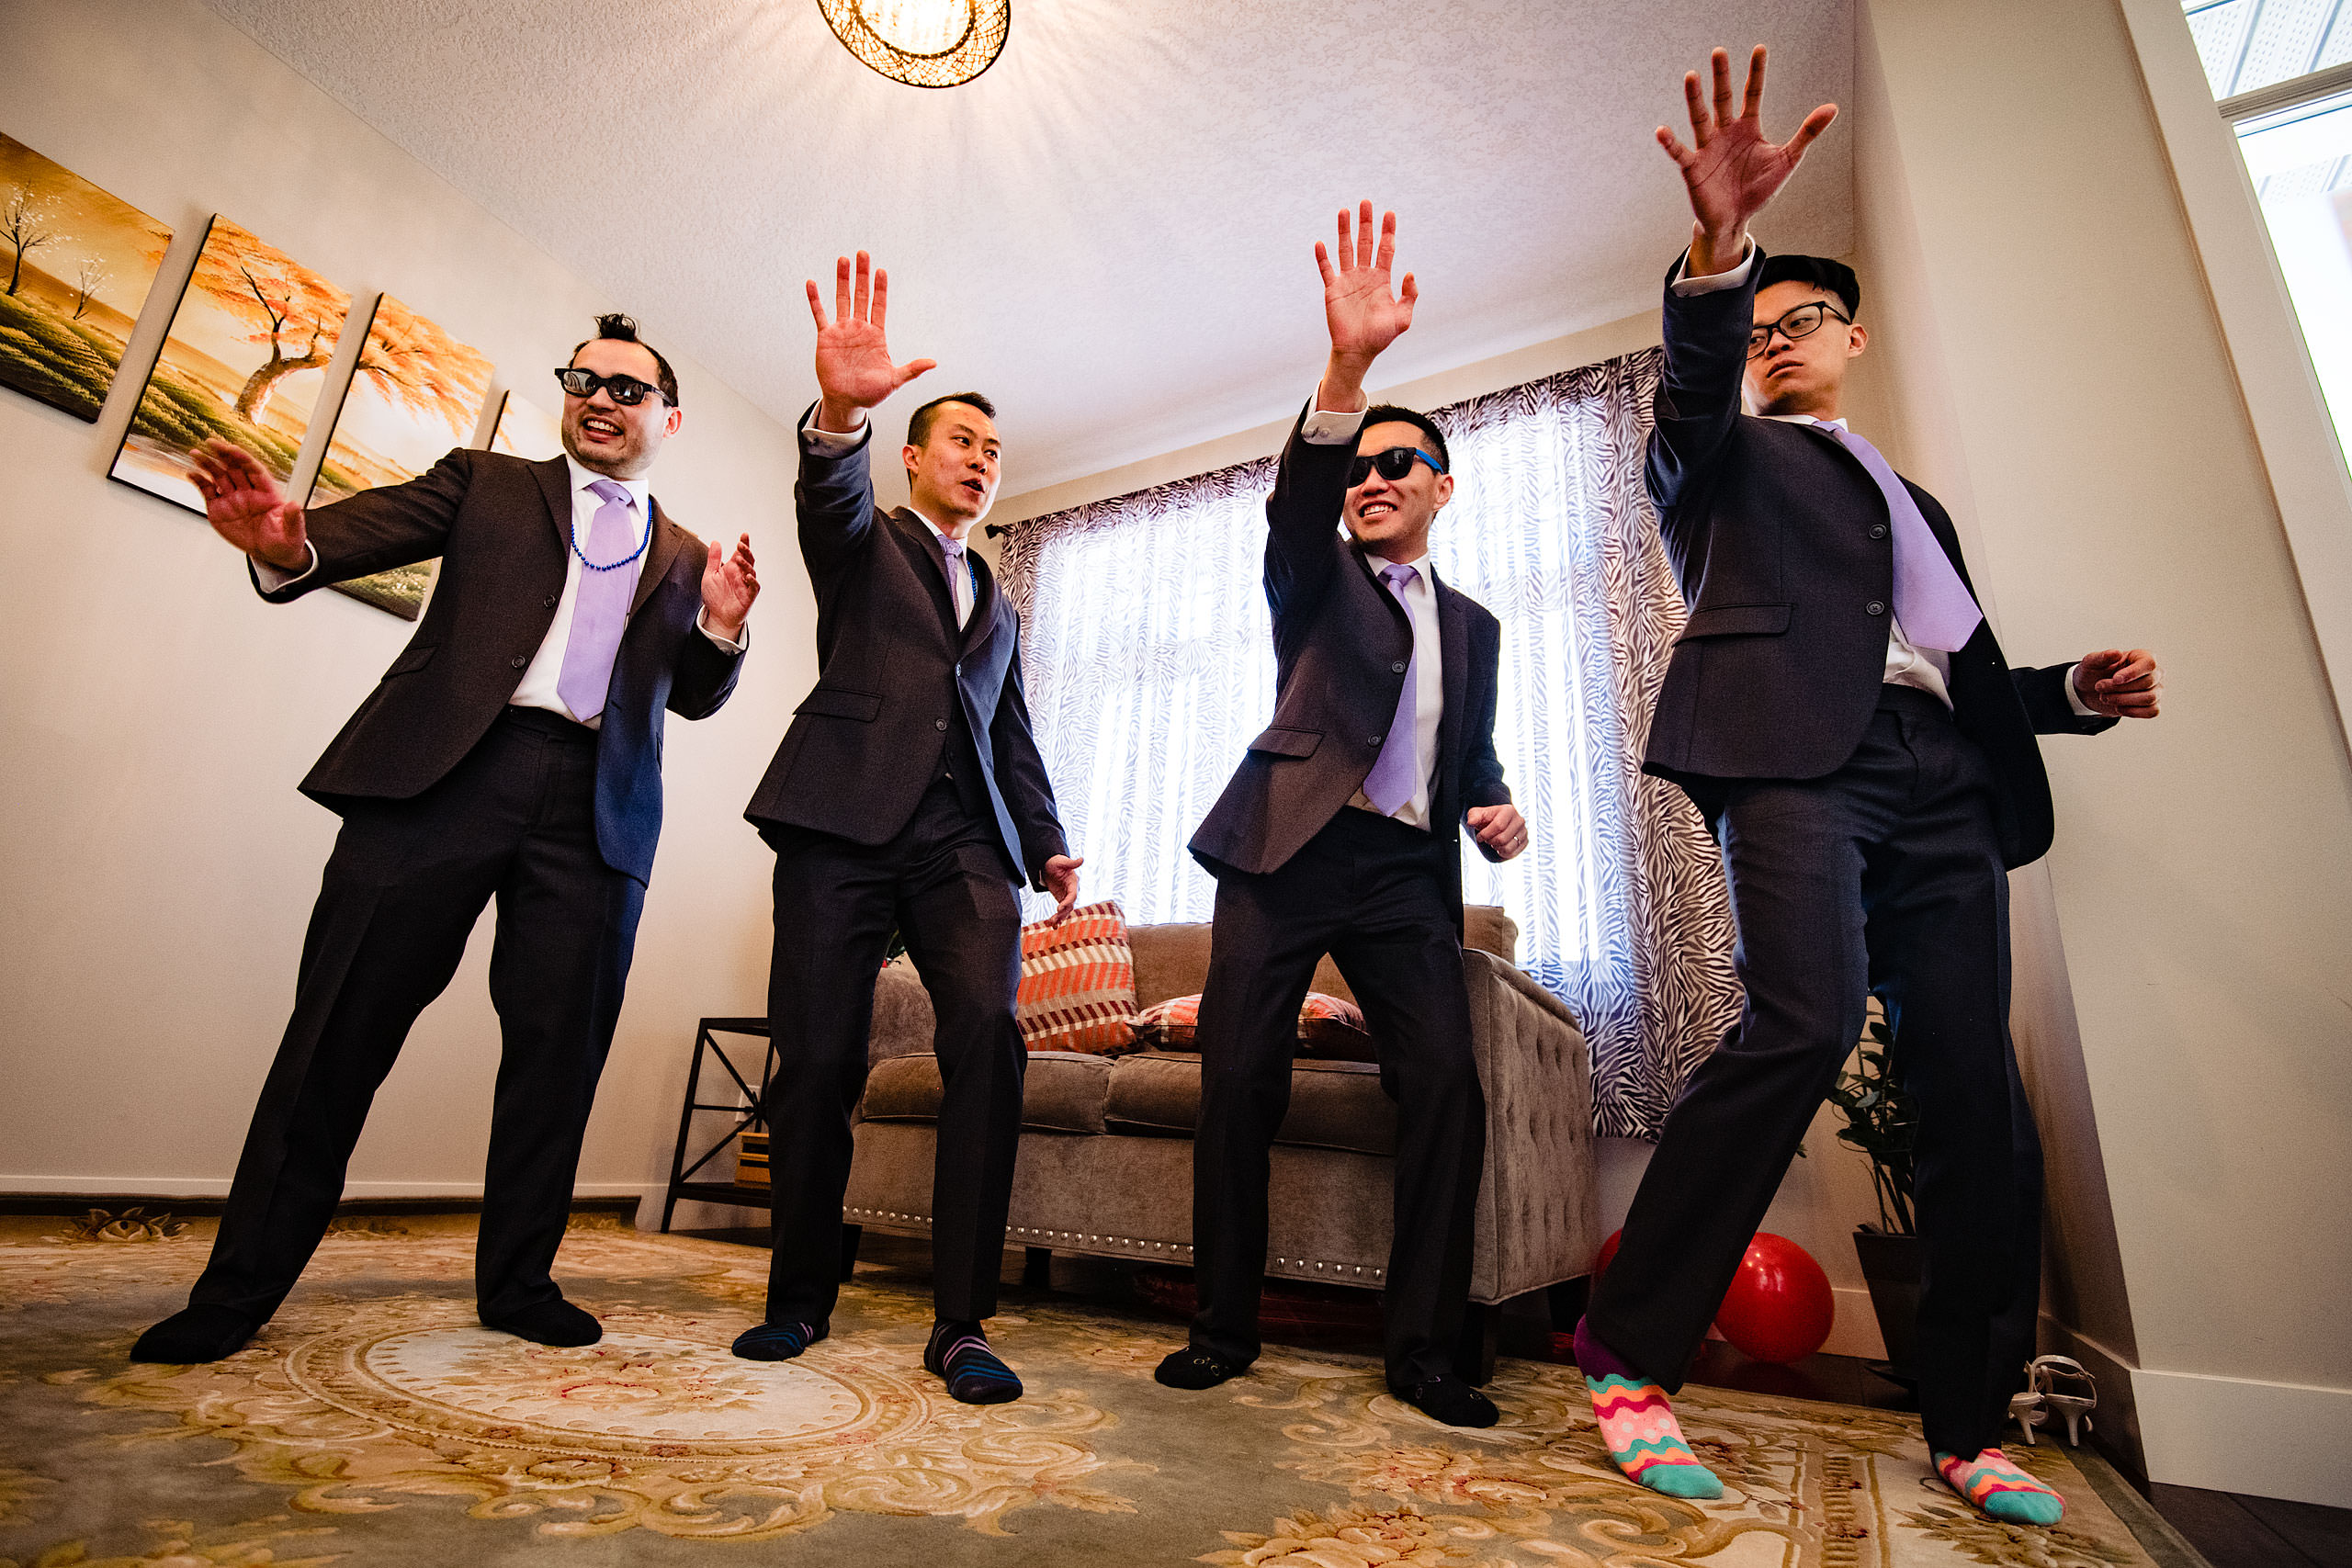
[
  {"left": 570, "top": 312, "right": 680, "bottom": 407},
  {"left": 1360, "top": 404, "right": 1451, "bottom": 472},
  {"left": 1756, "top": 254, "right": 1860, "bottom": 319},
  {"left": 908, "top": 391, "right": 998, "bottom": 450}
]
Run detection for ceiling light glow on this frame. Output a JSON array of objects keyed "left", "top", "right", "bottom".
[{"left": 820, "top": 0, "right": 1010, "bottom": 88}]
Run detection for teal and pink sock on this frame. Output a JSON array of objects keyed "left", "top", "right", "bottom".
[
  {"left": 1574, "top": 1317, "right": 1724, "bottom": 1500},
  {"left": 1934, "top": 1447, "right": 2064, "bottom": 1525}
]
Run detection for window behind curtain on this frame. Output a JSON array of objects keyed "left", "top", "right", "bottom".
[{"left": 1001, "top": 349, "right": 1742, "bottom": 1138}]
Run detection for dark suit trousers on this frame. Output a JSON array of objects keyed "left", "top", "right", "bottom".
[
  {"left": 1189, "top": 808, "right": 1487, "bottom": 1388},
  {"left": 1590, "top": 686, "right": 2041, "bottom": 1459},
  {"left": 759, "top": 777, "right": 1026, "bottom": 1325},
  {"left": 190, "top": 707, "right": 646, "bottom": 1325}
]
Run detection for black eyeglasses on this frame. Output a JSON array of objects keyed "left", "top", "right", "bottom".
[
  {"left": 1747, "top": 301, "right": 1853, "bottom": 360},
  {"left": 1346, "top": 446, "right": 1447, "bottom": 488},
  {"left": 553, "top": 367, "right": 669, "bottom": 406}
]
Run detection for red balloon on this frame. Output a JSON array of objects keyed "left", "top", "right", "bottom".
[
  {"left": 1713, "top": 1233, "right": 1835, "bottom": 1364},
  {"left": 1593, "top": 1228, "right": 1623, "bottom": 1280}
]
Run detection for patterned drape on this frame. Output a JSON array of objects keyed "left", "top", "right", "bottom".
[{"left": 1000, "top": 348, "right": 1740, "bottom": 1137}]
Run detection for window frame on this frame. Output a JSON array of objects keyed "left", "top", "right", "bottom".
[{"left": 2120, "top": 0, "right": 2352, "bottom": 744}]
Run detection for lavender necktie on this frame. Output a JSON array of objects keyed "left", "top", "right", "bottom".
[
  {"left": 1360, "top": 562, "right": 1421, "bottom": 816},
  {"left": 936, "top": 533, "right": 971, "bottom": 627},
  {"left": 555, "top": 478, "right": 638, "bottom": 722},
  {"left": 1816, "top": 423, "right": 1983, "bottom": 652}
]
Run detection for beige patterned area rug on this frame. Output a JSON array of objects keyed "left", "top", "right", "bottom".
[{"left": 0, "top": 1216, "right": 2190, "bottom": 1567}]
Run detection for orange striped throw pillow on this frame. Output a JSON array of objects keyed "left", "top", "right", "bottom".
[{"left": 1015, "top": 901, "right": 1139, "bottom": 1055}]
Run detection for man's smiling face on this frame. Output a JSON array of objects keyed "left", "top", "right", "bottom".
[
  {"left": 1344, "top": 420, "right": 1453, "bottom": 561},
  {"left": 560, "top": 337, "right": 681, "bottom": 479}
]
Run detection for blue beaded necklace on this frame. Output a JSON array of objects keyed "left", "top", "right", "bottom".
[{"left": 572, "top": 491, "right": 650, "bottom": 572}]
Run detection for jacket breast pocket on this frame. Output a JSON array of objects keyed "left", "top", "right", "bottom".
[
  {"left": 796, "top": 686, "right": 883, "bottom": 722},
  {"left": 383, "top": 643, "right": 436, "bottom": 678},
  {"left": 1678, "top": 604, "right": 1792, "bottom": 640},
  {"left": 1247, "top": 727, "right": 1322, "bottom": 759}
]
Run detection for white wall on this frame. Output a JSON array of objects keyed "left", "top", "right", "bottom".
[
  {"left": 0, "top": 0, "right": 813, "bottom": 1224},
  {"left": 1854, "top": 0, "right": 2352, "bottom": 1507}
]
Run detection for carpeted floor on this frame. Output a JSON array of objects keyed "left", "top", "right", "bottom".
[{"left": 0, "top": 1213, "right": 2202, "bottom": 1567}]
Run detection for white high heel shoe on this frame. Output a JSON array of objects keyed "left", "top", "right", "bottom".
[
  {"left": 2030, "top": 1355, "right": 2097, "bottom": 1446},
  {"left": 2008, "top": 1371, "right": 2048, "bottom": 1447}
]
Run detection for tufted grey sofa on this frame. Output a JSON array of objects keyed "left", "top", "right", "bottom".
[{"left": 839, "top": 908, "right": 1601, "bottom": 1370}]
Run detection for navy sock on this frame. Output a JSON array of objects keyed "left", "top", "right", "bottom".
[
  {"left": 925, "top": 1319, "right": 1022, "bottom": 1404},
  {"left": 731, "top": 1319, "right": 825, "bottom": 1361}
]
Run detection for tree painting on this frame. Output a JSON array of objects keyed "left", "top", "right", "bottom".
[
  {"left": 110, "top": 214, "right": 348, "bottom": 514},
  {"left": 0, "top": 133, "right": 173, "bottom": 423},
  {"left": 309, "top": 292, "right": 496, "bottom": 619}
]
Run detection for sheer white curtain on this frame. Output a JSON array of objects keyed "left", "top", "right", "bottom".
[{"left": 1001, "top": 350, "right": 1740, "bottom": 1136}]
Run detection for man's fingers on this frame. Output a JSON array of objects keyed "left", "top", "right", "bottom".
[
  {"left": 872, "top": 268, "right": 889, "bottom": 332},
  {"left": 853, "top": 250, "right": 872, "bottom": 324},
  {"left": 1398, "top": 272, "right": 1418, "bottom": 319},
  {"left": 1372, "top": 208, "right": 1397, "bottom": 276},
  {"left": 833, "top": 254, "right": 853, "bottom": 325},
  {"left": 1683, "top": 70, "right": 1710, "bottom": 144},
  {"left": 1742, "top": 43, "right": 1767, "bottom": 123},
  {"left": 1356, "top": 198, "right": 1376, "bottom": 269},
  {"left": 806, "top": 278, "right": 829, "bottom": 332},
  {"left": 1334, "top": 207, "right": 1353, "bottom": 273},
  {"left": 1782, "top": 103, "right": 1838, "bottom": 161},
  {"left": 893, "top": 357, "right": 937, "bottom": 390},
  {"left": 1657, "top": 126, "right": 1697, "bottom": 168},
  {"left": 1314, "top": 240, "right": 1337, "bottom": 288},
  {"left": 1710, "top": 48, "right": 1736, "bottom": 132}
]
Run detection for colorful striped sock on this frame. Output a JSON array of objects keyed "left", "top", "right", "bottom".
[
  {"left": 1934, "top": 1448, "right": 2064, "bottom": 1526},
  {"left": 1574, "top": 1317, "right": 1724, "bottom": 1500},
  {"left": 925, "top": 1319, "right": 1023, "bottom": 1405},
  {"left": 729, "top": 1319, "right": 825, "bottom": 1361}
]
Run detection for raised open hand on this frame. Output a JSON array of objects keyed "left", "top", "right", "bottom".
[
  {"left": 807, "top": 252, "right": 936, "bottom": 433},
  {"left": 188, "top": 437, "right": 308, "bottom": 570},
  {"left": 1657, "top": 46, "right": 1837, "bottom": 274},
  {"left": 702, "top": 532, "right": 759, "bottom": 642},
  {"left": 1317, "top": 201, "right": 1419, "bottom": 370}
]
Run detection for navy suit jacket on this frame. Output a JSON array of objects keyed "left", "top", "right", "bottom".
[
  {"left": 1641, "top": 247, "right": 2112, "bottom": 868},
  {"left": 254, "top": 447, "right": 742, "bottom": 885},
  {"left": 743, "top": 414, "right": 1066, "bottom": 887},
  {"left": 1191, "top": 408, "right": 1511, "bottom": 919}
]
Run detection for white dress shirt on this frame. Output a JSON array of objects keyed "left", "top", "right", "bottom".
[
  {"left": 800, "top": 411, "right": 975, "bottom": 627},
  {"left": 254, "top": 455, "right": 745, "bottom": 729},
  {"left": 1302, "top": 400, "right": 1446, "bottom": 829},
  {"left": 1670, "top": 241, "right": 2096, "bottom": 717}
]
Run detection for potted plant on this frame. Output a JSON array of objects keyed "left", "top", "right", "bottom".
[{"left": 1826, "top": 1014, "right": 1922, "bottom": 1386}]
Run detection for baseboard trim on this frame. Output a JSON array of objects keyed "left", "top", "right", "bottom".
[
  {"left": 0, "top": 1179, "right": 656, "bottom": 1210},
  {"left": 1822, "top": 1284, "right": 1886, "bottom": 1360},
  {"left": 2131, "top": 1363, "right": 2352, "bottom": 1508}
]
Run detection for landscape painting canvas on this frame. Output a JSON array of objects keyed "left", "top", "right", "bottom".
[
  {"left": 490, "top": 387, "right": 563, "bottom": 461},
  {"left": 0, "top": 133, "right": 174, "bottom": 422},
  {"left": 309, "top": 292, "right": 493, "bottom": 619},
  {"left": 109, "top": 214, "right": 348, "bottom": 513}
]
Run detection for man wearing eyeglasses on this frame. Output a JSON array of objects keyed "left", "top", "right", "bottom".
[
  {"left": 133, "top": 314, "right": 757, "bottom": 1366},
  {"left": 1569, "top": 49, "right": 2162, "bottom": 1526},
  {"left": 1155, "top": 205, "right": 1526, "bottom": 1428}
]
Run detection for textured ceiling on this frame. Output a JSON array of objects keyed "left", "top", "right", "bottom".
[{"left": 206, "top": 0, "right": 1853, "bottom": 492}]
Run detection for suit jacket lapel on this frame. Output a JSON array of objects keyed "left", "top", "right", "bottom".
[
  {"left": 533, "top": 457, "right": 571, "bottom": 552},
  {"left": 1433, "top": 573, "right": 1469, "bottom": 803},
  {"left": 962, "top": 550, "right": 1002, "bottom": 657},
  {"left": 634, "top": 499, "right": 689, "bottom": 617},
  {"left": 888, "top": 510, "right": 961, "bottom": 649},
  {"left": 1792, "top": 420, "right": 1971, "bottom": 578}
]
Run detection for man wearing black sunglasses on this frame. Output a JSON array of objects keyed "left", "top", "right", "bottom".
[
  {"left": 134, "top": 313, "right": 758, "bottom": 1366},
  {"left": 1569, "top": 47, "right": 2162, "bottom": 1526},
  {"left": 1157, "top": 204, "right": 1525, "bottom": 1428}
]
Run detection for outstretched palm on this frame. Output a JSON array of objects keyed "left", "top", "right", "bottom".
[
  {"left": 188, "top": 437, "right": 307, "bottom": 569},
  {"left": 1658, "top": 46, "right": 1838, "bottom": 246},
  {"left": 807, "top": 251, "right": 936, "bottom": 419},
  {"left": 1317, "top": 201, "right": 1418, "bottom": 365}
]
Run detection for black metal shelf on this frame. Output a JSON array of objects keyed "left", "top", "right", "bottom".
[{"left": 660, "top": 1018, "right": 778, "bottom": 1232}]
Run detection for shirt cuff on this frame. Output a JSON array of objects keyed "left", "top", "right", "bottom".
[
  {"left": 1301, "top": 398, "right": 1368, "bottom": 446},
  {"left": 799, "top": 408, "right": 870, "bottom": 457},
  {"left": 1669, "top": 235, "right": 1757, "bottom": 296},
  {"left": 697, "top": 606, "right": 749, "bottom": 653},
  {"left": 252, "top": 540, "right": 319, "bottom": 592},
  {"left": 2063, "top": 661, "right": 2100, "bottom": 717}
]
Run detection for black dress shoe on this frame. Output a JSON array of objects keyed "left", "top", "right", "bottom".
[
  {"left": 1154, "top": 1347, "right": 1246, "bottom": 1390},
  {"left": 481, "top": 1299, "right": 602, "bottom": 1347},
  {"left": 130, "top": 1304, "right": 258, "bottom": 1363},
  {"left": 1395, "top": 1374, "right": 1498, "bottom": 1428}
]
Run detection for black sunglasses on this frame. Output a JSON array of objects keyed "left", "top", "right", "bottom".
[
  {"left": 553, "top": 367, "right": 669, "bottom": 406},
  {"left": 1346, "top": 446, "right": 1447, "bottom": 489}
]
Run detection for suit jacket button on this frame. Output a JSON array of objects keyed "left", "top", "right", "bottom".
[
  {"left": 1866, "top": 601, "right": 1886, "bottom": 616},
  {"left": 510, "top": 655, "right": 528, "bottom": 669},
  {"left": 955, "top": 662, "right": 962, "bottom": 675},
  {"left": 934, "top": 717, "right": 949, "bottom": 731},
  {"left": 1391, "top": 661, "right": 1408, "bottom": 674},
  {"left": 1869, "top": 525, "right": 1888, "bottom": 540},
  {"left": 1369, "top": 735, "right": 1384, "bottom": 747}
]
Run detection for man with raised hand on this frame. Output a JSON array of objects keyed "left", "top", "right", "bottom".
[
  {"left": 1154, "top": 205, "right": 1527, "bottom": 1428},
  {"left": 739, "top": 253, "right": 1080, "bottom": 1404},
  {"left": 1575, "top": 48, "right": 2162, "bottom": 1525},
  {"left": 135, "top": 314, "right": 757, "bottom": 1364}
]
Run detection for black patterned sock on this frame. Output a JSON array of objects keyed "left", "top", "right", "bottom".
[
  {"left": 730, "top": 1319, "right": 825, "bottom": 1361},
  {"left": 924, "top": 1319, "right": 1022, "bottom": 1404}
]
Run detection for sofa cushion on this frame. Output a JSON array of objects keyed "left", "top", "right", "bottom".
[
  {"left": 1015, "top": 901, "right": 1139, "bottom": 1055},
  {"left": 1102, "top": 1052, "right": 1398, "bottom": 1156},
  {"left": 1126, "top": 907, "right": 1519, "bottom": 1008},
  {"left": 858, "top": 1051, "right": 1114, "bottom": 1134}
]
